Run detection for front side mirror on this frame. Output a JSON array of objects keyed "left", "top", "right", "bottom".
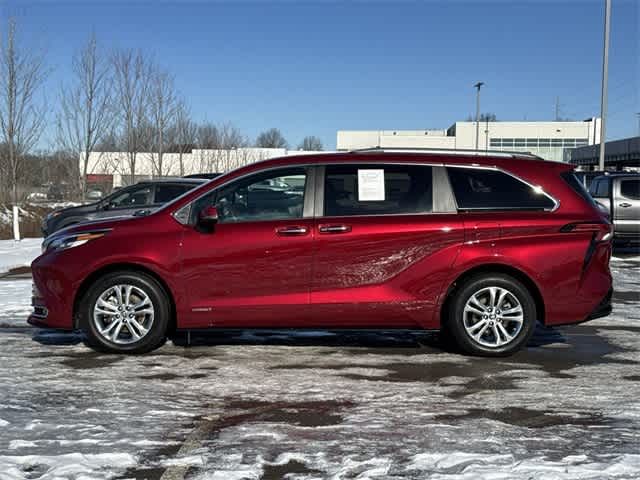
[{"left": 197, "top": 205, "right": 219, "bottom": 231}]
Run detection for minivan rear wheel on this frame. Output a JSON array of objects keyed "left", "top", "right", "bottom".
[
  {"left": 81, "top": 271, "right": 170, "bottom": 354},
  {"left": 447, "top": 274, "right": 537, "bottom": 356}
]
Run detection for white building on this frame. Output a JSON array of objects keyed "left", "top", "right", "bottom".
[
  {"left": 83, "top": 147, "right": 318, "bottom": 188},
  {"left": 337, "top": 118, "right": 601, "bottom": 162}
]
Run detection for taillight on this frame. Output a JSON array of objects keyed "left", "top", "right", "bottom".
[{"left": 560, "top": 222, "right": 613, "bottom": 242}]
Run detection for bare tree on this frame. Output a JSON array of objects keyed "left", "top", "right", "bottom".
[
  {"left": 298, "top": 135, "right": 323, "bottom": 151},
  {"left": 56, "top": 32, "right": 113, "bottom": 199},
  {"left": 255, "top": 128, "right": 288, "bottom": 149},
  {"left": 170, "top": 101, "right": 196, "bottom": 176},
  {"left": 196, "top": 122, "right": 220, "bottom": 149},
  {"left": 217, "top": 122, "right": 249, "bottom": 171},
  {"left": 0, "top": 19, "right": 47, "bottom": 204},
  {"left": 111, "top": 49, "right": 152, "bottom": 184},
  {"left": 195, "top": 122, "right": 220, "bottom": 172},
  {"left": 148, "top": 66, "right": 179, "bottom": 176}
]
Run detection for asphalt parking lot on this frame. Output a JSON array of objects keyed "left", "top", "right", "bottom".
[{"left": 0, "top": 251, "right": 639, "bottom": 479}]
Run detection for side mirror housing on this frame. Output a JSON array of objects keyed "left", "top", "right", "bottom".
[{"left": 197, "top": 205, "right": 219, "bottom": 231}]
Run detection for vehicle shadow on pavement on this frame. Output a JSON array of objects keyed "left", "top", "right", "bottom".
[{"left": 29, "top": 322, "right": 565, "bottom": 351}]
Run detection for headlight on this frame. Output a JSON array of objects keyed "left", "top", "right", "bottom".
[{"left": 42, "top": 230, "right": 110, "bottom": 253}]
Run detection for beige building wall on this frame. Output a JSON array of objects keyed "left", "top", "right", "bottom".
[
  {"left": 84, "top": 148, "right": 317, "bottom": 187},
  {"left": 337, "top": 118, "right": 601, "bottom": 162}
]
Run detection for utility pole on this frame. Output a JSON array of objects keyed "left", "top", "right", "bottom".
[
  {"left": 485, "top": 118, "right": 489, "bottom": 152},
  {"left": 555, "top": 97, "right": 560, "bottom": 121},
  {"left": 474, "top": 82, "right": 484, "bottom": 150},
  {"left": 598, "top": 0, "right": 611, "bottom": 170},
  {"left": 636, "top": 112, "right": 640, "bottom": 136}
]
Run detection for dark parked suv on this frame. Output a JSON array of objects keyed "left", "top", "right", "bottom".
[
  {"left": 42, "top": 178, "right": 205, "bottom": 237},
  {"left": 30, "top": 151, "right": 612, "bottom": 356}
]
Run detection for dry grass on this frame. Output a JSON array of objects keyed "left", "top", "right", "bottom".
[{"left": 0, "top": 204, "right": 53, "bottom": 240}]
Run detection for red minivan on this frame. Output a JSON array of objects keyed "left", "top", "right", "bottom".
[{"left": 29, "top": 151, "right": 613, "bottom": 356}]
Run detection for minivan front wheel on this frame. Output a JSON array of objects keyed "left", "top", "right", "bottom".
[
  {"left": 447, "top": 274, "right": 537, "bottom": 356},
  {"left": 81, "top": 271, "right": 170, "bottom": 354}
]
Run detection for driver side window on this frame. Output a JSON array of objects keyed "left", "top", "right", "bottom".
[
  {"left": 191, "top": 168, "right": 307, "bottom": 224},
  {"left": 109, "top": 185, "right": 153, "bottom": 209}
]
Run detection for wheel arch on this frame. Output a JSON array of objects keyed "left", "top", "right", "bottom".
[
  {"left": 73, "top": 262, "right": 177, "bottom": 333},
  {"left": 439, "top": 263, "right": 546, "bottom": 327}
]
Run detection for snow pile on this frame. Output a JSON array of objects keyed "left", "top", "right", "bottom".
[{"left": 0, "top": 238, "right": 42, "bottom": 274}]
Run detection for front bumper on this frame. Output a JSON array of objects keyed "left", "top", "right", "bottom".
[{"left": 29, "top": 254, "right": 77, "bottom": 330}]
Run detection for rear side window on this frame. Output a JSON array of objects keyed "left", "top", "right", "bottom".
[
  {"left": 561, "top": 172, "right": 598, "bottom": 206},
  {"left": 447, "top": 167, "right": 555, "bottom": 211},
  {"left": 620, "top": 179, "right": 640, "bottom": 200},
  {"left": 594, "top": 179, "right": 610, "bottom": 198},
  {"left": 324, "top": 165, "right": 432, "bottom": 216},
  {"left": 154, "top": 184, "right": 193, "bottom": 203}
]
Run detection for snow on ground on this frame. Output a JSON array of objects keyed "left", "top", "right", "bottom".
[
  {"left": 0, "top": 255, "right": 638, "bottom": 479},
  {"left": 0, "top": 238, "right": 42, "bottom": 274},
  {"left": 0, "top": 280, "right": 31, "bottom": 328}
]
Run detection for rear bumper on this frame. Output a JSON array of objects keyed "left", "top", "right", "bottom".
[
  {"left": 550, "top": 288, "right": 613, "bottom": 327},
  {"left": 586, "top": 287, "right": 613, "bottom": 321}
]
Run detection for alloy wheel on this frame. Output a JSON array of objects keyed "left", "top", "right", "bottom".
[
  {"left": 462, "top": 286, "right": 524, "bottom": 348},
  {"left": 92, "top": 284, "right": 155, "bottom": 345}
]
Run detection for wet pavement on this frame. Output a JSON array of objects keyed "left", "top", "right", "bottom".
[{"left": 0, "top": 254, "right": 639, "bottom": 479}]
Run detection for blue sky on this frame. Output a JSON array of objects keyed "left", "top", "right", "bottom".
[{"left": 2, "top": 0, "right": 638, "bottom": 150}]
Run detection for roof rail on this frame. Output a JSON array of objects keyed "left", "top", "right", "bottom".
[{"left": 347, "top": 146, "right": 544, "bottom": 160}]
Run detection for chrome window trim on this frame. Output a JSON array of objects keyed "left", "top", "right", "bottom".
[
  {"left": 172, "top": 159, "right": 560, "bottom": 223},
  {"left": 432, "top": 166, "right": 457, "bottom": 213},
  {"left": 313, "top": 165, "right": 325, "bottom": 218}
]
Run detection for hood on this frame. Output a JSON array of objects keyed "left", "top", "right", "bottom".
[
  {"left": 54, "top": 215, "right": 141, "bottom": 236},
  {"left": 49, "top": 202, "right": 99, "bottom": 217}
]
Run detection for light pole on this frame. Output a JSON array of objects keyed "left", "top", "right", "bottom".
[
  {"left": 598, "top": 0, "right": 611, "bottom": 170},
  {"left": 474, "top": 82, "right": 484, "bottom": 150}
]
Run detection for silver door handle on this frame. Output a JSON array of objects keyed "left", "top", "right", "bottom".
[
  {"left": 276, "top": 226, "right": 308, "bottom": 236},
  {"left": 319, "top": 224, "right": 352, "bottom": 234},
  {"left": 619, "top": 203, "right": 632, "bottom": 208}
]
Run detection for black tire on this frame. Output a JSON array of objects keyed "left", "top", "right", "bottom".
[
  {"left": 446, "top": 273, "right": 537, "bottom": 357},
  {"left": 80, "top": 271, "right": 170, "bottom": 354}
]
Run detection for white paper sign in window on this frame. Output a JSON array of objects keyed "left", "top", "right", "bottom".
[{"left": 358, "top": 169, "right": 385, "bottom": 201}]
